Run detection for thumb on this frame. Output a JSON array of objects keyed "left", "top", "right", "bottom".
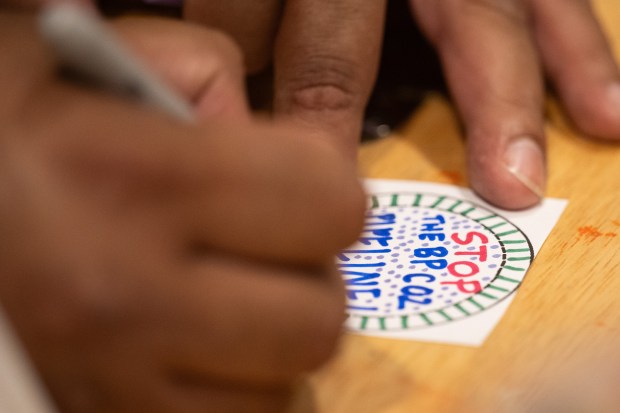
[{"left": 112, "top": 16, "right": 251, "bottom": 122}]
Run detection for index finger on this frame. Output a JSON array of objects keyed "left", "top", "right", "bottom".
[{"left": 273, "top": 0, "right": 387, "bottom": 158}]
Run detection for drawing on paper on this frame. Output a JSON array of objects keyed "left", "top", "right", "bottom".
[{"left": 338, "top": 192, "right": 533, "bottom": 331}]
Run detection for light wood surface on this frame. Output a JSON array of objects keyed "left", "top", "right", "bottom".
[{"left": 302, "top": 2, "right": 620, "bottom": 412}]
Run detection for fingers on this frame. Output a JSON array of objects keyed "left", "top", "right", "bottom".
[
  {"left": 55, "top": 11, "right": 369, "bottom": 253},
  {"left": 111, "top": 16, "right": 251, "bottom": 121},
  {"left": 7, "top": 9, "right": 365, "bottom": 264},
  {"left": 411, "top": 0, "right": 620, "bottom": 208},
  {"left": 12, "top": 85, "right": 353, "bottom": 407},
  {"left": 2, "top": 12, "right": 352, "bottom": 412},
  {"left": 273, "top": 0, "right": 387, "bottom": 158},
  {"left": 181, "top": 0, "right": 387, "bottom": 157},
  {"left": 411, "top": 0, "right": 546, "bottom": 209},
  {"left": 530, "top": 0, "right": 620, "bottom": 140}
]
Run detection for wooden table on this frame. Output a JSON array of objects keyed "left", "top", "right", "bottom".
[{"left": 298, "top": 2, "right": 620, "bottom": 412}]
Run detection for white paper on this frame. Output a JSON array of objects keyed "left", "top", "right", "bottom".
[{"left": 339, "top": 179, "right": 567, "bottom": 346}]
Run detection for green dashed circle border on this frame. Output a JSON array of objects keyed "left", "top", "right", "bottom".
[{"left": 345, "top": 192, "right": 534, "bottom": 332}]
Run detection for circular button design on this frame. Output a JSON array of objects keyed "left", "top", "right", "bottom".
[{"left": 339, "top": 192, "right": 533, "bottom": 331}]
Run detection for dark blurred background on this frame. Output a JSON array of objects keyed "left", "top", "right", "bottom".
[{"left": 362, "top": 0, "right": 447, "bottom": 140}]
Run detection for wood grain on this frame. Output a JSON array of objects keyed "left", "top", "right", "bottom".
[{"left": 300, "top": 1, "right": 620, "bottom": 412}]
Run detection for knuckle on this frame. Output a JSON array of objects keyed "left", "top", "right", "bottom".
[
  {"left": 203, "top": 30, "right": 245, "bottom": 71},
  {"left": 282, "top": 55, "right": 364, "bottom": 113},
  {"left": 181, "top": 28, "right": 245, "bottom": 80}
]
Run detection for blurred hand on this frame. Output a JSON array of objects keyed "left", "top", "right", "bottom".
[
  {"left": 410, "top": 0, "right": 620, "bottom": 209},
  {"left": 0, "top": 11, "right": 364, "bottom": 413}
]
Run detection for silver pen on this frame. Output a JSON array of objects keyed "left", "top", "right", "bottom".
[{"left": 39, "top": 2, "right": 194, "bottom": 121}]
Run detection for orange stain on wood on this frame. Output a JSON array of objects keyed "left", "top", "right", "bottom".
[
  {"left": 577, "top": 225, "right": 618, "bottom": 241},
  {"left": 578, "top": 226, "right": 603, "bottom": 238},
  {"left": 440, "top": 170, "right": 463, "bottom": 185}
]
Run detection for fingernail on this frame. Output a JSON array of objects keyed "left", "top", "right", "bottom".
[{"left": 503, "top": 136, "right": 546, "bottom": 200}]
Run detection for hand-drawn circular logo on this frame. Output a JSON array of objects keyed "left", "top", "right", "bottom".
[{"left": 338, "top": 192, "right": 533, "bottom": 331}]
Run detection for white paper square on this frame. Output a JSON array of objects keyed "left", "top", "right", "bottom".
[{"left": 340, "top": 179, "right": 567, "bottom": 346}]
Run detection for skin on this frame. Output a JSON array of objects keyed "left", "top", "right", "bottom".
[
  {"left": 0, "top": 9, "right": 365, "bottom": 413},
  {"left": 183, "top": 0, "right": 620, "bottom": 209},
  {"left": 182, "top": 0, "right": 388, "bottom": 158},
  {"left": 410, "top": 0, "right": 620, "bottom": 209}
]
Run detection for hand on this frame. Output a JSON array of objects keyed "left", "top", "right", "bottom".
[
  {"left": 410, "top": 0, "right": 620, "bottom": 209},
  {"left": 182, "top": 0, "right": 387, "bottom": 158},
  {"left": 0, "top": 11, "right": 365, "bottom": 413}
]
